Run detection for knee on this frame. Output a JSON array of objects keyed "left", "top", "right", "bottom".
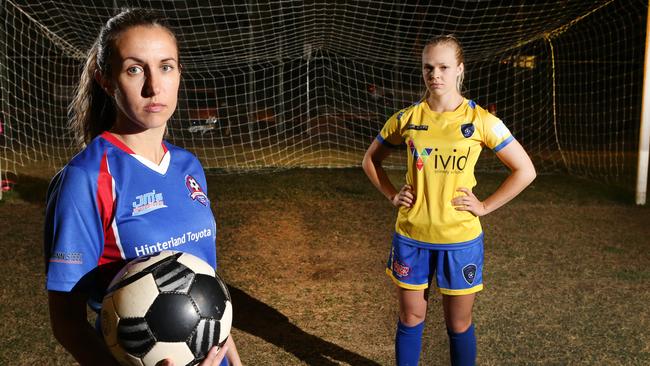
[
  {"left": 399, "top": 310, "right": 426, "bottom": 326},
  {"left": 446, "top": 317, "right": 472, "bottom": 334}
]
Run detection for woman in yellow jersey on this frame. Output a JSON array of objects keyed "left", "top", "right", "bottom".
[{"left": 362, "top": 35, "right": 536, "bottom": 366}]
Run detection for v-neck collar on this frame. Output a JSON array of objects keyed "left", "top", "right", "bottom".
[{"left": 100, "top": 131, "right": 171, "bottom": 175}]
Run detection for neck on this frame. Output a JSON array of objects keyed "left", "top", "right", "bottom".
[
  {"left": 426, "top": 92, "right": 464, "bottom": 113},
  {"left": 109, "top": 127, "right": 167, "bottom": 164}
]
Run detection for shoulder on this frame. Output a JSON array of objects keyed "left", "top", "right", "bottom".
[
  {"left": 65, "top": 134, "right": 126, "bottom": 172},
  {"left": 466, "top": 99, "right": 501, "bottom": 124},
  {"left": 389, "top": 100, "right": 425, "bottom": 124},
  {"left": 164, "top": 141, "right": 205, "bottom": 172},
  {"left": 164, "top": 141, "right": 198, "bottom": 160}
]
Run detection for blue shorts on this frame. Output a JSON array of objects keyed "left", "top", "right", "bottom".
[{"left": 385, "top": 233, "right": 484, "bottom": 295}]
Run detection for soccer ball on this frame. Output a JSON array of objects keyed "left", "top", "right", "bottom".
[{"left": 101, "top": 250, "right": 232, "bottom": 366}]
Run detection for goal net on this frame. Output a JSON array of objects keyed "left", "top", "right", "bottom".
[{"left": 0, "top": 0, "right": 646, "bottom": 189}]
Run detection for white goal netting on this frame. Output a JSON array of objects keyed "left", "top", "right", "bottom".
[{"left": 0, "top": 0, "right": 646, "bottom": 189}]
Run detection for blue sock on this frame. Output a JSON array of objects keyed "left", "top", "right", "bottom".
[
  {"left": 395, "top": 320, "right": 425, "bottom": 366},
  {"left": 447, "top": 324, "right": 476, "bottom": 366}
]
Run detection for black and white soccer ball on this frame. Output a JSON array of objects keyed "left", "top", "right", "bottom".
[{"left": 101, "top": 250, "right": 232, "bottom": 366}]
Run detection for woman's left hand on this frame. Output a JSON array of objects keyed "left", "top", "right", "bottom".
[{"left": 451, "top": 187, "right": 487, "bottom": 217}]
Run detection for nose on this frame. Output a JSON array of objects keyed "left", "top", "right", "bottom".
[{"left": 142, "top": 68, "right": 161, "bottom": 98}]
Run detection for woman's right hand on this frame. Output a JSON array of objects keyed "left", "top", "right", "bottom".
[{"left": 391, "top": 184, "right": 415, "bottom": 208}]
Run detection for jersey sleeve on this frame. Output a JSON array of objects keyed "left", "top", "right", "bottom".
[
  {"left": 376, "top": 109, "right": 406, "bottom": 147},
  {"left": 481, "top": 113, "right": 515, "bottom": 152},
  {"left": 44, "top": 165, "right": 105, "bottom": 292}
]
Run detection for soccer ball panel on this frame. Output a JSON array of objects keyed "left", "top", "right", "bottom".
[
  {"left": 218, "top": 301, "right": 233, "bottom": 345},
  {"left": 108, "top": 343, "right": 144, "bottom": 366},
  {"left": 142, "top": 342, "right": 195, "bottom": 366},
  {"left": 101, "top": 295, "right": 120, "bottom": 347},
  {"left": 189, "top": 274, "right": 228, "bottom": 318},
  {"left": 177, "top": 252, "right": 215, "bottom": 277},
  {"left": 109, "top": 251, "right": 178, "bottom": 289},
  {"left": 146, "top": 293, "right": 200, "bottom": 342},
  {"left": 114, "top": 274, "right": 159, "bottom": 318},
  {"left": 117, "top": 317, "right": 156, "bottom": 357},
  {"left": 152, "top": 260, "right": 195, "bottom": 294},
  {"left": 188, "top": 318, "right": 220, "bottom": 359}
]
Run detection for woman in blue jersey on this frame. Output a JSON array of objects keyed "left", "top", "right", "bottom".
[
  {"left": 44, "top": 9, "right": 240, "bottom": 366},
  {"left": 362, "top": 35, "right": 536, "bottom": 366}
]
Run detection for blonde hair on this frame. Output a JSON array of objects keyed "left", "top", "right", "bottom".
[
  {"left": 422, "top": 35, "right": 465, "bottom": 99},
  {"left": 68, "top": 8, "right": 177, "bottom": 146}
]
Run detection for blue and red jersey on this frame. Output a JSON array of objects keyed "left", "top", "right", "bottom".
[{"left": 44, "top": 132, "right": 217, "bottom": 306}]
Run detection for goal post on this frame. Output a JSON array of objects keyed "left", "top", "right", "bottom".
[{"left": 637, "top": 0, "right": 650, "bottom": 205}]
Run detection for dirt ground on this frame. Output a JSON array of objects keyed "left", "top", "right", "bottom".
[{"left": 1, "top": 168, "right": 649, "bottom": 365}]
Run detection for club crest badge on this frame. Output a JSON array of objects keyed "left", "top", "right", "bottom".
[
  {"left": 461, "top": 123, "right": 475, "bottom": 138},
  {"left": 462, "top": 264, "right": 477, "bottom": 285},
  {"left": 185, "top": 175, "right": 208, "bottom": 206}
]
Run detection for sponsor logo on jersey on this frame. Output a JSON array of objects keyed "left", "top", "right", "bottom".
[
  {"left": 132, "top": 189, "right": 167, "bottom": 216},
  {"left": 393, "top": 260, "right": 410, "bottom": 278},
  {"left": 49, "top": 251, "right": 83, "bottom": 264},
  {"left": 409, "top": 140, "right": 470, "bottom": 172},
  {"left": 186, "top": 175, "right": 208, "bottom": 206},
  {"left": 407, "top": 124, "right": 429, "bottom": 131},
  {"left": 462, "top": 264, "right": 477, "bottom": 285},
  {"left": 134, "top": 228, "right": 213, "bottom": 257},
  {"left": 461, "top": 123, "right": 475, "bottom": 138}
]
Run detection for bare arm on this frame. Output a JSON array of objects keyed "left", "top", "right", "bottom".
[
  {"left": 223, "top": 335, "right": 242, "bottom": 366},
  {"left": 362, "top": 139, "right": 414, "bottom": 208},
  {"left": 452, "top": 139, "right": 536, "bottom": 216},
  {"left": 48, "top": 291, "right": 119, "bottom": 366}
]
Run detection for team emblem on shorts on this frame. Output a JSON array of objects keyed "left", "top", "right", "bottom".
[
  {"left": 185, "top": 175, "right": 208, "bottom": 206},
  {"left": 461, "top": 123, "right": 475, "bottom": 138},
  {"left": 462, "top": 264, "right": 477, "bottom": 285},
  {"left": 393, "top": 260, "right": 410, "bottom": 278}
]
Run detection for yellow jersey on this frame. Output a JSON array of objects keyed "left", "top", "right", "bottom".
[{"left": 377, "top": 99, "right": 514, "bottom": 247}]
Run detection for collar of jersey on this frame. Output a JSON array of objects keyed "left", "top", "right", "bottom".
[
  {"left": 100, "top": 131, "right": 171, "bottom": 175},
  {"left": 421, "top": 98, "right": 468, "bottom": 120}
]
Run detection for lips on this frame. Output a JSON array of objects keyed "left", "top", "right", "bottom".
[{"left": 144, "top": 103, "right": 166, "bottom": 113}]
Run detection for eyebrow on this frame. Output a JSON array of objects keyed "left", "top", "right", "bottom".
[{"left": 122, "top": 56, "right": 178, "bottom": 64}]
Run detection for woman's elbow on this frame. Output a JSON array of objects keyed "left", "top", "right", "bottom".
[
  {"left": 524, "top": 163, "right": 537, "bottom": 185},
  {"left": 361, "top": 152, "right": 375, "bottom": 173}
]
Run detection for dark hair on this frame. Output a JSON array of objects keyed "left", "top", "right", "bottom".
[
  {"left": 422, "top": 35, "right": 465, "bottom": 95},
  {"left": 69, "top": 8, "right": 178, "bottom": 146}
]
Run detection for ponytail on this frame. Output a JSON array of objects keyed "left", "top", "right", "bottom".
[{"left": 69, "top": 40, "right": 115, "bottom": 146}]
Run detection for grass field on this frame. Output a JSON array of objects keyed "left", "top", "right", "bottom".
[{"left": 1, "top": 168, "right": 649, "bottom": 365}]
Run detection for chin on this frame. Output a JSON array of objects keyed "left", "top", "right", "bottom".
[{"left": 137, "top": 116, "right": 171, "bottom": 130}]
